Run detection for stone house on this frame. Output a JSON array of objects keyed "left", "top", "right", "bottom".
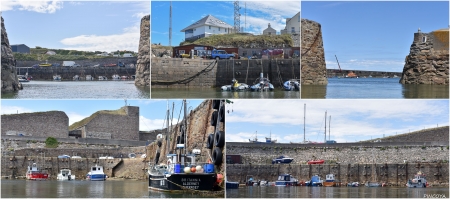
[
  {"left": 281, "top": 12, "right": 300, "bottom": 35},
  {"left": 180, "top": 15, "right": 234, "bottom": 42},
  {"left": 263, "top": 23, "right": 277, "bottom": 35}
]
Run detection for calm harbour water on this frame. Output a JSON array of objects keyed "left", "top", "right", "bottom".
[
  {"left": 1, "top": 179, "right": 217, "bottom": 198},
  {"left": 226, "top": 186, "right": 449, "bottom": 198},
  {"left": 1, "top": 81, "right": 150, "bottom": 99},
  {"left": 302, "top": 78, "right": 449, "bottom": 99},
  {"left": 151, "top": 88, "right": 300, "bottom": 99}
]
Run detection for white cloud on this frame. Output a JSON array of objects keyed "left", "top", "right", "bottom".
[
  {"left": 66, "top": 112, "right": 88, "bottom": 126},
  {"left": 140, "top": 116, "right": 165, "bottom": 131},
  {"left": 1, "top": 0, "right": 63, "bottom": 13},
  {"left": 60, "top": 24, "right": 140, "bottom": 52},
  {"left": 243, "top": 1, "right": 300, "bottom": 19}
]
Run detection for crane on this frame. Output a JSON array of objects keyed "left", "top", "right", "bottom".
[{"left": 334, "top": 55, "right": 342, "bottom": 73}]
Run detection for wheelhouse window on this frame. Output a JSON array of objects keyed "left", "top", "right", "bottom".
[{"left": 422, "top": 36, "right": 427, "bottom": 43}]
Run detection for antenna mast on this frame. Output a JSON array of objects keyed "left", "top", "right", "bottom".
[
  {"left": 329, "top": 115, "right": 331, "bottom": 140},
  {"left": 234, "top": 1, "right": 240, "bottom": 33},
  {"left": 169, "top": 1, "right": 172, "bottom": 46},
  {"left": 303, "top": 103, "right": 306, "bottom": 143},
  {"left": 324, "top": 111, "right": 327, "bottom": 143}
]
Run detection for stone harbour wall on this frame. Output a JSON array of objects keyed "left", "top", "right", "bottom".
[
  {"left": 135, "top": 15, "right": 150, "bottom": 87},
  {"left": 151, "top": 58, "right": 300, "bottom": 88},
  {"left": 226, "top": 163, "right": 449, "bottom": 186},
  {"left": 400, "top": 29, "right": 449, "bottom": 85},
  {"left": 1, "top": 111, "right": 69, "bottom": 138},
  {"left": 1, "top": 16, "right": 21, "bottom": 93},
  {"left": 363, "top": 126, "right": 449, "bottom": 143},
  {"left": 301, "top": 19, "right": 328, "bottom": 85}
]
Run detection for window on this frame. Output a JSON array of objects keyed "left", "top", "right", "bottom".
[
  {"left": 209, "top": 26, "right": 211, "bottom": 29},
  {"left": 225, "top": 29, "right": 227, "bottom": 32},
  {"left": 218, "top": 27, "right": 221, "bottom": 31},
  {"left": 422, "top": 36, "right": 427, "bottom": 43},
  {"left": 179, "top": 50, "right": 185, "bottom": 55},
  {"left": 194, "top": 29, "right": 196, "bottom": 31},
  {"left": 268, "top": 32, "right": 271, "bottom": 35},
  {"left": 291, "top": 27, "right": 295, "bottom": 33}
]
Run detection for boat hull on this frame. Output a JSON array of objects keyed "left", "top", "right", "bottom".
[
  {"left": 149, "top": 173, "right": 217, "bottom": 191},
  {"left": 275, "top": 181, "right": 298, "bottom": 186},
  {"left": 89, "top": 174, "right": 107, "bottom": 181},
  {"left": 406, "top": 182, "right": 426, "bottom": 188},
  {"left": 27, "top": 173, "right": 49, "bottom": 180},
  {"left": 323, "top": 182, "right": 340, "bottom": 187},
  {"left": 226, "top": 181, "right": 239, "bottom": 189}
]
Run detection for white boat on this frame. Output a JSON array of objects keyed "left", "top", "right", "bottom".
[
  {"left": 53, "top": 75, "right": 61, "bottom": 81},
  {"left": 57, "top": 169, "right": 75, "bottom": 181},
  {"left": 112, "top": 74, "right": 120, "bottom": 80},
  {"left": 86, "top": 165, "right": 107, "bottom": 181},
  {"left": 86, "top": 75, "right": 94, "bottom": 80},
  {"left": 73, "top": 75, "right": 80, "bottom": 81},
  {"left": 221, "top": 79, "right": 249, "bottom": 91},
  {"left": 98, "top": 76, "right": 108, "bottom": 80},
  {"left": 406, "top": 171, "right": 428, "bottom": 188},
  {"left": 18, "top": 75, "right": 29, "bottom": 82}
]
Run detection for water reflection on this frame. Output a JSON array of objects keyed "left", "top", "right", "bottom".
[
  {"left": 402, "top": 84, "right": 449, "bottom": 98},
  {"left": 151, "top": 88, "right": 299, "bottom": 99}
]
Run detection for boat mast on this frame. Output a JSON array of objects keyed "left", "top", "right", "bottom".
[
  {"left": 303, "top": 103, "right": 306, "bottom": 143},
  {"left": 166, "top": 100, "right": 170, "bottom": 155},
  {"left": 329, "top": 115, "right": 331, "bottom": 140},
  {"left": 324, "top": 111, "right": 327, "bottom": 143},
  {"left": 183, "top": 99, "right": 187, "bottom": 158}
]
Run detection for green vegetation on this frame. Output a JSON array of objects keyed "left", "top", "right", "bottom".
[
  {"left": 45, "top": 137, "right": 58, "bottom": 148},
  {"left": 180, "top": 33, "right": 293, "bottom": 47},
  {"left": 69, "top": 107, "right": 127, "bottom": 130},
  {"left": 14, "top": 47, "right": 136, "bottom": 61}
]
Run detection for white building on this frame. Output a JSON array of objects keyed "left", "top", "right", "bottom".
[
  {"left": 180, "top": 15, "right": 233, "bottom": 41},
  {"left": 45, "top": 51, "right": 56, "bottom": 55},
  {"left": 281, "top": 12, "right": 300, "bottom": 35},
  {"left": 263, "top": 23, "right": 277, "bottom": 35}
]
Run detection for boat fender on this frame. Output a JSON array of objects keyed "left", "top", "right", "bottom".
[
  {"left": 210, "top": 111, "right": 218, "bottom": 126},
  {"left": 206, "top": 134, "right": 214, "bottom": 149},
  {"left": 219, "top": 106, "right": 225, "bottom": 122},
  {"left": 154, "top": 152, "right": 160, "bottom": 164},
  {"left": 157, "top": 140, "right": 162, "bottom": 147},
  {"left": 212, "top": 147, "right": 223, "bottom": 165},
  {"left": 215, "top": 131, "right": 225, "bottom": 148},
  {"left": 212, "top": 100, "right": 221, "bottom": 109},
  {"left": 167, "top": 159, "right": 172, "bottom": 165}
]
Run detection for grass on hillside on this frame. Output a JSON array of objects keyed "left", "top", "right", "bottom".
[
  {"left": 69, "top": 108, "right": 127, "bottom": 131},
  {"left": 180, "top": 33, "right": 293, "bottom": 47}
]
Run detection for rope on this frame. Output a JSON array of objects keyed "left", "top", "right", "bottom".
[
  {"left": 276, "top": 60, "right": 283, "bottom": 88},
  {"left": 245, "top": 59, "right": 249, "bottom": 84},
  {"left": 301, "top": 28, "right": 321, "bottom": 69},
  {"left": 152, "top": 60, "right": 217, "bottom": 85}
]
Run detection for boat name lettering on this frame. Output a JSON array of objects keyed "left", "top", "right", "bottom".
[
  {"left": 182, "top": 182, "right": 200, "bottom": 186},
  {"left": 184, "top": 186, "right": 200, "bottom": 190},
  {"left": 181, "top": 178, "right": 200, "bottom": 182}
]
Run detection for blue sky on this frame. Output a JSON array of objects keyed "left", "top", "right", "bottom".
[
  {"left": 1, "top": 1, "right": 150, "bottom": 52},
  {"left": 226, "top": 99, "right": 449, "bottom": 143},
  {"left": 151, "top": 1, "right": 300, "bottom": 46},
  {"left": 1, "top": 99, "right": 203, "bottom": 131},
  {"left": 302, "top": 1, "right": 449, "bottom": 72}
]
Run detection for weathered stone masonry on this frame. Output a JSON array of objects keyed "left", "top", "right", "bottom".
[
  {"left": 1, "top": 111, "right": 69, "bottom": 138},
  {"left": 301, "top": 18, "right": 328, "bottom": 85},
  {"left": 135, "top": 15, "right": 150, "bottom": 87},
  {"left": 400, "top": 29, "right": 449, "bottom": 85},
  {"left": 1, "top": 16, "right": 21, "bottom": 93}
]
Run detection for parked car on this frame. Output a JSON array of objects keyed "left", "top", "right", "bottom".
[
  {"left": 32, "top": 64, "right": 39, "bottom": 69},
  {"left": 128, "top": 153, "right": 136, "bottom": 158},
  {"left": 71, "top": 156, "right": 82, "bottom": 159},
  {"left": 272, "top": 156, "right": 294, "bottom": 164},
  {"left": 58, "top": 155, "right": 70, "bottom": 159},
  {"left": 52, "top": 63, "right": 61, "bottom": 67},
  {"left": 211, "top": 49, "right": 235, "bottom": 60},
  {"left": 72, "top": 64, "right": 81, "bottom": 67}
]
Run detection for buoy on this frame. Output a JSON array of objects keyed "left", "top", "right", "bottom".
[
  {"left": 184, "top": 167, "right": 191, "bottom": 173},
  {"left": 217, "top": 173, "right": 223, "bottom": 183},
  {"left": 191, "top": 167, "right": 196, "bottom": 173},
  {"left": 196, "top": 165, "right": 202, "bottom": 172}
]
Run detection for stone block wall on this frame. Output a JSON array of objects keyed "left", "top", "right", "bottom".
[
  {"left": 84, "top": 106, "right": 140, "bottom": 141},
  {"left": 151, "top": 58, "right": 300, "bottom": 88},
  {"left": 16, "top": 67, "right": 136, "bottom": 81},
  {"left": 1, "top": 16, "right": 20, "bottom": 93},
  {"left": 226, "top": 163, "right": 449, "bottom": 186},
  {"left": 301, "top": 18, "right": 328, "bottom": 85},
  {"left": 1, "top": 111, "right": 69, "bottom": 138},
  {"left": 135, "top": 15, "right": 150, "bottom": 87},
  {"left": 400, "top": 29, "right": 449, "bottom": 85},
  {"left": 16, "top": 57, "right": 137, "bottom": 68}
]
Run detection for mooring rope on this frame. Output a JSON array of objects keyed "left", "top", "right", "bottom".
[{"left": 152, "top": 60, "right": 217, "bottom": 85}]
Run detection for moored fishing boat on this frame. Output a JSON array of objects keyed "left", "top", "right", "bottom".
[
  {"left": 53, "top": 74, "right": 61, "bottom": 81},
  {"left": 221, "top": 79, "right": 249, "bottom": 91},
  {"left": 406, "top": 171, "right": 428, "bottom": 188},
  {"left": 98, "top": 76, "right": 108, "bottom": 80},
  {"left": 323, "top": 174, "right": 340, "bottom": 187},
  {"left": 57, "top": 169, "right": 75, "bottom": 181},
  {"left": 305, "top": 175, "right": 323, "bottom": 186},
  {"left": 86, "top": 75, "right": 94, "bottom": 80},
  {"left": 112, "top": 74, "right": 120, "bottom": 80},
  {"left": 73, "top": 75, "right": 80, "bottom": 81},
  {"left": 275, "top": 174, "right": 299, "bottom": 186},
  {"left": 26, "top": 163, "right": 49, "bottom": 180},
  {"left": 18, "top": 75, "right": 29, "bottom": 82},
  {"left": 283, "top": 79, "right": 300, "bottom": 91},
  {"left": 148, "top": 100, "right": 220, "bottom": 191},
  {"left": 86, "top": 165, "right": 106, "bottom": 181},
  {"left": 250, "top": 73, "right": 274, "bottom": 91}
]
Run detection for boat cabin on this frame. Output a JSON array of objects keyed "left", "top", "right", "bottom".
[{"left": 326, "top": 174, "right": 335, "bottom": 182}]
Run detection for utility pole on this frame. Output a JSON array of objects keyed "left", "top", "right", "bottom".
[
  {"left": 329, "top": 115, "right": 331, "bottom": 140},
  {"left": 324, "top": 111, "right": 327, "bottom": 143},
  {"left": 303, "top": 103, "right": 306, "bottom": 143}
]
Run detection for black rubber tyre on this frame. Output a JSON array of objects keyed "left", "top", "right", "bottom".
[
  {"left": 210, "top": 111, "right": 218, "bottom": 126},
  {"left": 154, "top": 151, "right": 160, "bottom": 164},
  {"left": 157, "top": 140, "right": 162, "bottom": 147},
  {"left": 215, "top": 131, "right": 225, "bottom": 148},
  {"left": 212, "top": 100, "right": 221, "bottom": 109},
  {"left": 219, "top": 106, "right": 225, "bottom": 123},
  {"left": 212, "top": 147, "right": 223, "bottom": 165},
  {"left": 206, "top": 133, "right": 214, "bottom": 149},
  {"left": 176, "top": 135, "right": 185, "bottom": 144}
]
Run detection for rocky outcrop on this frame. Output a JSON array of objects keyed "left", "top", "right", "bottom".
[
  {"left": 400, "top": 29, "right": 449, "bottom": 85},
  {"left": 151, "top": 45, "right": 172, "bottom": 58},
  {"left": 135, "top": 15, "right": 150, "bottom": 87},
  {"left": 301, "top": 19, "right": 328, "bottom": 85},
  {"left": 1, "top": 16, "right": 21, "bottom": 92}
]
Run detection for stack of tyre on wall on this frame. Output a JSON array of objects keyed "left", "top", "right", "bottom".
[{"left": 207, "top": 100, "right": 225, "bottom": 169}]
